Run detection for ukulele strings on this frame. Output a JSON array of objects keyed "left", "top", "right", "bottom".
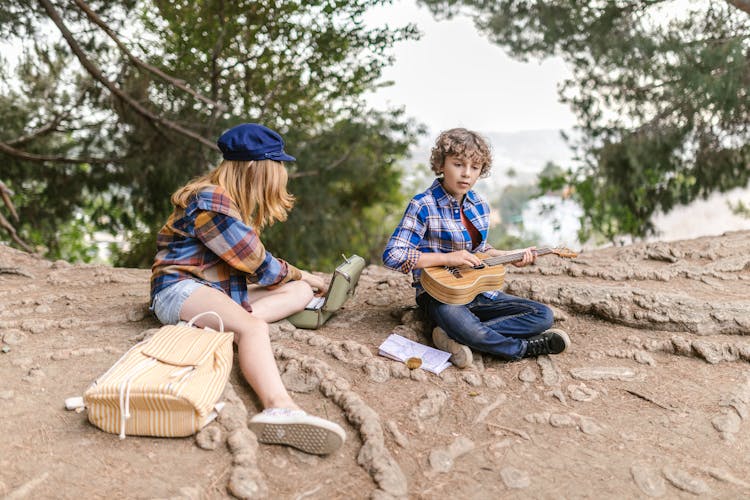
[{"left": 456, "top": 248, "right": 553, "bottom": 269}]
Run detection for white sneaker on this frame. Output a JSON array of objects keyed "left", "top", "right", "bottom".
[
  {"left": 432, "top": 327, "right": 473, "bottom": 369},
  {"left": 249, "top": 408, "right": 346, "bottom": 455}
]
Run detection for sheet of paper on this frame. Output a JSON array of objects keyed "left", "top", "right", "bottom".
[
  {"left": 304, "top": 296, "right": 325, "bottom": 310},
  {"left": 378, "top": 333, "right": 452, "bottom": 374}
]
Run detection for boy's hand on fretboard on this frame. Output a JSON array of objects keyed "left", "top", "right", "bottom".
[{"left": 511, "top": 247, "right": 537, "bottom": 267}]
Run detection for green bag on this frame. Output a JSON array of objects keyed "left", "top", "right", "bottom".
[{"left": 287, "top": 254, "right": 366, "bottom": 329}]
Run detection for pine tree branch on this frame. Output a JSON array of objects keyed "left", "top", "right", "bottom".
[
  {"left": 71, "top": 0, "right": 227, "bottom": 111},
  {"left": 7, "top": 90, "right": 90, "bottom": 147},
  {"left": 0, "top": 211, "right": 35, "bottom": 253},
  {"left": 38, "top": 0, "right": 217, "bottom": 150},
  {"left": 7, "top": 121, "right": 60, "bottom": 147},
  {"left": 0, "top": 181, "right": 18, "bottom": 222},
  {"left": 0, "top": 140, "right": 117, "bottom": 164}
]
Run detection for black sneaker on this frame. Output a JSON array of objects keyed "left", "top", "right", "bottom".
[{"left": 522, "top": 328, "right": 570, "bottom": 358}]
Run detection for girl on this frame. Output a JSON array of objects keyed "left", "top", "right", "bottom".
[
  {"left": 151, "top": 123, "right": 345, "bottom": 455},
  {"left": 382, "top": 128, "right": 570, "bottom": 368}
]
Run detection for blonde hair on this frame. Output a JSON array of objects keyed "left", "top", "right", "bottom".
[
  {"left": 172, "top": 159, "right": 294, "bottom": 229},
  {"left": 429, "top": 128, "right": 493, "bottom": 177}
]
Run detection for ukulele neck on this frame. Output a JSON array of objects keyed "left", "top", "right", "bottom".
[{"left": 483, "top": 248, "right": 553, "bottom": 266}]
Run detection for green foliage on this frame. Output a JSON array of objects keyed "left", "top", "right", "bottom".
[
  {"left": 0, "top": 0, "right": 421, "bottom": 268},
  {"left": 419, "top": 0, "right": 750, "bottom": 242},
  {"left": 729, "top": 200, "right": 750, "bottom": 218}
]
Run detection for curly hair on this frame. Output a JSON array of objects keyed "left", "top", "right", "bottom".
[{"left": 429, "top": 128, "right": 492, "bottom": 177}]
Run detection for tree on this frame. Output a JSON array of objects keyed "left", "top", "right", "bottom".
[
  {"left": 0, "top": 0, "right": 420, "bottom": 267},
  {"left": 419, "top": 0, "right": 750, "bottom": 241}
]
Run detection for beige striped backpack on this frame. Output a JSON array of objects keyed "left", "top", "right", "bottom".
[{"left": 66, "top": 312, "right": 233, "bottom": 438}]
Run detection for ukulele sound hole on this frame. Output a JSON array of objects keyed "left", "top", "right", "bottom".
[{"left": 445, "top": 267, "right": 463, "bottom": 279}]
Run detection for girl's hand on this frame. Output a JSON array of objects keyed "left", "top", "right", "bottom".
[
  {"left": 300, "top": 271, "right": 329, "bottom": 296},
  {"left": 512, "top": 247, "right": 537, "bottom": 267},
  {"left": 443, "top": 250, "right": 482, "bottom": 268}
]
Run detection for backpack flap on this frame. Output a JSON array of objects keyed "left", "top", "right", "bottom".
[
  {"left": 322, "top": 255, "right": 365, "bottom": 312},
  {"left": 141, "top": 324, "right": 233, "bottom": 367}
]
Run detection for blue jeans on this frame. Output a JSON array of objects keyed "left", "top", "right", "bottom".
[
  {"left": 418, "top": 292, "right": 554, "bottom": 360},
  {"left": 151, "top": 279, "right": 204, "bottom": 325}
]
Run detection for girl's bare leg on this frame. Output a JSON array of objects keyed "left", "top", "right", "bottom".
[
  {"left": 246, "top": 280, "right": 314, "bottom": 323},
  {"left": 180, "top": 285, "right": 299, "bottom": 410}
]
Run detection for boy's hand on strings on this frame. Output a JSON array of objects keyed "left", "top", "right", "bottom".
[
  {"left": 443, "top": 250, "right": 482, "bottom": 268},
  {"left": 300, "top": 271, "right": 329, "bottom": 296},
  {"left": 511, "top": 247, "right": 537, "bottom": 267}
]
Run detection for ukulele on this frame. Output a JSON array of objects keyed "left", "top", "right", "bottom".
[{"left": 420, "top": 247, "right": 578, "bottom": 305}]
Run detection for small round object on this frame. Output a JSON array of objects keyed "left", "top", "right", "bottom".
[{"left": 405, "top": 357, "right": 422, "bottom": 370}]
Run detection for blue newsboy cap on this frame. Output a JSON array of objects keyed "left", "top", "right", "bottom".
[{"left": 217, "top": 123, "right": 296, "bottom": 162}]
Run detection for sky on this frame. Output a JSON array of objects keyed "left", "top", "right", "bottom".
[{"left": 363, "top": 0, "right": 577, "bottom": 136}]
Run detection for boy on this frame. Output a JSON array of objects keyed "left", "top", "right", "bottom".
[{"left": 382, "top": 128, "right": 569, "bottom": 368}]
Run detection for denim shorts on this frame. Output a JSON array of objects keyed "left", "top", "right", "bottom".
[{"left": 151, "top": 279, "right": 204, "bottom": 325}]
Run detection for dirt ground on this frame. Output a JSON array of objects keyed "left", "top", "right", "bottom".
[{"left": 1, "top": 231, "right": 749, "bottom": 499}]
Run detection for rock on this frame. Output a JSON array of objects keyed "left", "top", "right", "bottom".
[
  {"left": 568, "top": 383, "right": 599, "bottom": 402},
  {"left": 50, "top": 350, "right": 72, "bottom": 361},
  {"left": 578, "top": 417, "right": 603, "bottom": 435},
  {"left": 518, "top": 366, "right": 537, "bottom": 382},
  {"left": 126, "top": 305, "right": 147, "bottom": 322},
  {"left": 412, "top": 390, "right": 448, "bottom": 421},
  {"left": 483, "top": 373, "right": 505, "bottom": 388},
  {"left": 634, "top": 351, "right": 656, "bottom": 366},
  {"left": 524, "top": 412, "right": 550, "bottom": 424},
  {"left": 537, "top": 356, "right": 562, "bottom": 386},
  {"left": 702, "top": 466, "right": 750, "bottom": 488},
  {"left": 630, "top": 464, "right": 666, "bottom": 497},
  {"left": 389, "top": 362, "right": 411, "bottom": 379},
  {"left": 570, "top": 367, "right": 637, "bottom": 381},
  {"left": 366, "top": 296, "right": 390, "bottom": 307},
  {"left": 23, "top": 367, "right": 45, "bottom": 382},
  {"left": 488, "top": 438, "right": 514, "bottom": 459},
  {"left": 20, "top": 319, "right": 56, "bottom": 334},
  {"left": 278, "top": 321, "right": 296, "bottom": 332},
  {"left": 227, "top": 466, "right": 268, "bottom": 499},
  {"left": 11, "top": 357, "right": 34, "bottom": 369},
  {"left": 363, "top": 359, "right": 391, "bottom": 383},
  {"left": 428, "top": 437, "right": 474, "bottom": 473},
  {"left": 292, "top": 329, "right": 314, "bottom": 342},
  {"left": 549, "top": 413, "right": 576, "bottom": 428},
  {"left": 460, "top": 371, "right": 483, "bottom": 387},
  {"left": 227, "top": 428, "right": 259, "bottom": 467},
  {"left": 711, "top": 412, "right": 741, "bottom": 439},
  {"left": 306, "top": 334, "right": 328, "bottom": 347},
  {"left": 385, "top": 420, "right": 410, "bottom": 448},
  {"left": 195, "top": 425, "right": 223, "bottom": 450},
  {"left": 662, "top": 466, "right": 709, "bottom": 495},
  {"left": 2, "top": 330, "right": 26, "bottom": 345},
  {"left": 428, "top": 449, "right": 454, "bottom": 473},
  {"left": 500, "top": 466, "right": 530, "bottom": 489}
]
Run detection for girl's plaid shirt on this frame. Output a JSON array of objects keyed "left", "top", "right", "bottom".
[
  {"left": 382, "top": 179, "right": 500, "bottom": 299},
  {"left": 151, "top": 186, "right": 301, "bottom": 312}
]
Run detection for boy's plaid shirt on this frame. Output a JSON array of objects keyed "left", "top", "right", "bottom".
[
  {"left": 150, "top": 186, "right": 301, "bottom": 312},
  {"left": 382, "top": 178, "right": 500, "bottom": 299}
]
